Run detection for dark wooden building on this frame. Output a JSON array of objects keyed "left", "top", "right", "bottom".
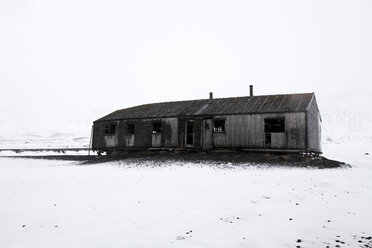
[{"left": 92, "top": 89, "right": 321, "bottom": 154}]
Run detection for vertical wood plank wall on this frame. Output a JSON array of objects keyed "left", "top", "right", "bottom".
[
  {"left": 92, "top": 113, "right": 312, "bottom": 151},
  {"left": 307, "top": 98, "right": 322, "bottom": 152},
  {"left": 92, "top": 118, "right": 178, "bottom": 149},
  {"left": 212, "top": 113, "right": 307, "bottom": 149}
]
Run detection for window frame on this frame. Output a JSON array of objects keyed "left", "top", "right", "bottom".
[
  {"left": 127, "top": 123, "right": 135, "bottom": 135},
  {"left": 213, "top": 119, "right": 226, "bottom": 133},
  {"left": 152, "top": 122, "right": 162, "bottom": 134},
  {"left": 104, "top": 124, "right": 116, "bottom": 135}
]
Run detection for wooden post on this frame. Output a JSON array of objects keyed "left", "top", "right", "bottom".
[{"left": 88, "top": 125, "right": 93, "bottom": 156}]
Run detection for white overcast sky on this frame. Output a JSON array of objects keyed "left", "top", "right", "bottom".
[{"left": 1, "top": 0, "right": 372, "bottom": 137}]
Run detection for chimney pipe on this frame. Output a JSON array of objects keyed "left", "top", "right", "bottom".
[
  {"left": 249, "top": 85, "right": 253, "bottom": 97},
  {"left": 209, "top": 92, "right": 213, "bottom": 99}
]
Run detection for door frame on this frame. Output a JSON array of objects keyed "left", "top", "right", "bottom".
[{"left": 185, "top": 120, "right": 194, "bottom": 148}]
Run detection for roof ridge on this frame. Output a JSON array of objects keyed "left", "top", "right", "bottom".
[
  {"left": 94, "top": 92, "right": 316, "bottom": 122},
  {"left": 114, "top": 92, "right": 314, "bottom": 112}
]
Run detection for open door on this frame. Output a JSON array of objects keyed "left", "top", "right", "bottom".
[{"left": 185, "top": 120, "right": 194, "bottom": 147}]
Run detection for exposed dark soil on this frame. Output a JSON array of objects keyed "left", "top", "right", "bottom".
[{"left": 5, "top": 151, "right": 348, "bottom": 169}]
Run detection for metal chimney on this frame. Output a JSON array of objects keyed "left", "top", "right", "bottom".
[
  {"left": 209, "top": 92, "right": 213, "bottom": 99},
  {"left": 249, "top": 85, "right": 253, "bottom": 97}
]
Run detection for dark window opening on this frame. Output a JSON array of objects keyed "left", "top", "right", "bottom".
[
  {"left": 127, "top": 124, "right": 135, "bottom": 134},
  {"left": 213, "top": 120, "right": 225, "bottom": 133},
  {"left": 104, "top": 124, "right": 116, "bottom": 135},
  {"left": 186, "top": 120, "right": 194, "bottom": 145},
  {"left": 152, "top": 122, "right": 161, "bottom": 134},
  {"left": 264, "top": 118, "right": 285, "bottom": 133}
]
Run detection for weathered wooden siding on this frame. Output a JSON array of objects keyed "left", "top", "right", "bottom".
[
  {"left": 271, "top": 133, "right": 286, "bottom": 148},
  {"left": 92, "top": 113, "right": 309, "bottom": 151},
  {"left": 163, "top": 118, "right": 178, "bottom": 147},
  {"left": 306, "top": 97, "right": 321, "bottom": 152},
  {"left": 92, "top": 118, "right": 178, "bottom": 150},
  {"left": 212, "top": 113, "right": 306, "bottom": 149},
  {"left": 202, "top": 119, "right": 213, "bottom": 149},
  {"left": 92, "top": 120, "right": 120, "bottom": 149},
  {"left": 286, "top": 113, "right": 307, "bottom": 149}
]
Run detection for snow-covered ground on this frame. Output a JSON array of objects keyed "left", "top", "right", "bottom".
[{"left": 0, "top": 142, "right": 371, "bottom": 248}]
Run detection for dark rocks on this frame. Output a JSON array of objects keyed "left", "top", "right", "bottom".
[{"left": 34, "top": 151, "right": 346, "bottom": 169}]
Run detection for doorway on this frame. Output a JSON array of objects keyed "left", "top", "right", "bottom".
[
  {"left": 264, "top": 118, "right": 285, "bottom": 148},
  {"left": 186, "top": 120, "right": 194, "bottom": 147}
]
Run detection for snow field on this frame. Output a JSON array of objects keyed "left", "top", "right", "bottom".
[{"left": 0, "top": 143, "right": 371, "bottom": 248}]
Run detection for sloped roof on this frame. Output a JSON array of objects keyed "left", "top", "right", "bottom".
[{"left": 95, "top": 93, "right": 315, "bottom": 122}]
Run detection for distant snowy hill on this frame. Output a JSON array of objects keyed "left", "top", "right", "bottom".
[
  {"left": 0, "top": 108, "right": 111, "bottom": 149},
  {"left": 317, "top": 94, "right": 372, "bottom": 143},
  {"left": 1, "top": 94, "right": 371, "bottom": 148}
]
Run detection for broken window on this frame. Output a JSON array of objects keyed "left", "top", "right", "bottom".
[
  {"left": 152, "top": 122, "right": 161, "bottom": 134},
  {"left": 127, "top": 124, "right": 135, "bottom": 134},
  {"left": 213, "top": 119, "right": 225, "bottom": 133},
  {"left": 104, "top": 124, "right": 116, "bottom": 135},
  {"left": 264, "top": 118, "right": 285, "bottom": 133}
]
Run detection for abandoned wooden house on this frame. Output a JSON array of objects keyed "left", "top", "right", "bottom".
[{"left": 92, "top": 86, "right": 321, "bottom": 154}]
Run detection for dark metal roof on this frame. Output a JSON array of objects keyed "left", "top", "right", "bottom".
[{"left": 95, "top": 93, "right": 315, "bottom": 122}]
